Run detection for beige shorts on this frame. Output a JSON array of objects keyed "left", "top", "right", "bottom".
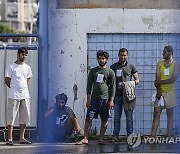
[
  {"left": 154, "top": 91, "right": 176, "bottom": 109},
  {"left": 7, "top": 98, "right": 30, "bottom": 126}
]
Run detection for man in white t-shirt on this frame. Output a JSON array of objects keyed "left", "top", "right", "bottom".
[{"left": 5, "top": 47, "right": 33, "bottom": 145}]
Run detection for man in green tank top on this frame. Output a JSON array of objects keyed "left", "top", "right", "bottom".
[{"left": 151, "top": 46, "right": 180, "bottom": 138}]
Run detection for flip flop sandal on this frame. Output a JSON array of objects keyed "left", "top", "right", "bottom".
[
  {"left": 98, "top": 140, "right": 105, "bottom": 145},
  {"left": 6, "top": 140, "right": 14, "bottom": 145},
  {"left": 109, "top": 138, "right": 119, "bottom": 142},
  {"left": 75, "top": 141, "right": 88, "bottom": 145},
  {"left": 20, "top": 139, "right": 32, "bottom": 144}
]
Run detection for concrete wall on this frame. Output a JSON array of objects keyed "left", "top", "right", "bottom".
[
  {"left": 48, "top": 0, "right": 180, "bottom": 129},
  {"left": 57, "top": 0, "right": 180, "bottom": 9}
]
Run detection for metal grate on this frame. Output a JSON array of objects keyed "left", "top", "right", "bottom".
[{"left": 87, "top": 33, "right": 180, "bottom": 136}]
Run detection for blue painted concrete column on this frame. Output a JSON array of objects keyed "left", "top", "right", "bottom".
[{"left": 38, "top": 0, "right": 48, "bottom": 141}]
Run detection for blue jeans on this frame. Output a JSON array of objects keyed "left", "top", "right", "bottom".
[{"left": 113, "top": 96, "right": 133, "bottom": 136}]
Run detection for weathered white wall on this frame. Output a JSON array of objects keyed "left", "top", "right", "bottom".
[{"left": 48, "top": 1, "right": 180, "bottom": 128}]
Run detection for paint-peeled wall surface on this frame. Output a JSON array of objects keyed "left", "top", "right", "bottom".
[
  {"left": 48, "top": 1, "right": 88, "bottom": 125},
  {"left": 48, "top": 0, "right": 180, "bottom": 133}
]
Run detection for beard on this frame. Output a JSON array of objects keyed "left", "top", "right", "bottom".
[
  {"left": 119, "top": 58, "right": 127, "bottom": 63},
  {"left": 55, "top": 104, "right": 65, "bottom": 111},
  {"left": 19, "top": 58, "right": 25, "bottom": 62},
  {"left": 98, "top": 61, "right": 107, "bottom": 67},
  {"left": 163, "top": 55, "right": 170, "bottom": 60}
]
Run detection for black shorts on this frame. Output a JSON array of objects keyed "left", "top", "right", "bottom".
[{"left": 86, "top": 99, "right": 109, "bottom": 120}]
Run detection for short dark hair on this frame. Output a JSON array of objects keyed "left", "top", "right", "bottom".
[
  {"left": 55, "top": 93, "right": 68, "bottom": 103},
  {"left": 18, "top": 47, "right": 28, "bottom": 54},
  {"left": 164, "top": 46, "right": 173, "bottom": 55},
  {"left": 118, "top": 48, "right": 128, "bottom": 54},
  {"left": 96, "top": 50, "right": 109, "bottom": 59}
]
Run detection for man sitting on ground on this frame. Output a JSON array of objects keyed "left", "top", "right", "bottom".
[{"left": 44, "top": 93, "right": 81, "bottom": 142}]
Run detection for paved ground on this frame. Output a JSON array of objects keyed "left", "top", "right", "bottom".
[{"left": 0, "top": 141, "right": 179, "bottom": 154}]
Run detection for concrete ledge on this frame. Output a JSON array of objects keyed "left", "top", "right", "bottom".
[{"left": 56, "top": 0, "right": 180, "bottom": 9}]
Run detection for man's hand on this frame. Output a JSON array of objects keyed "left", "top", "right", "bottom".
[
  {"left": 86, "top": 94, "right": 91, "bottom": 108},
  {"left": 156, "top": 92, "right": 162, "bottom": 100},
  {"left": 75, "top": 125, "right": 82, "bottom": 134},
  {"left": 108, "top": 100, "right": 114, "bottom": 109},
  {"left": 73, "top": 117, "right": 82, "bottom": 134},
  {"left": 154, "top": 79, "right": 160, "bottom": 87},
  {"left": 86, "top": 100, "right": 91, "bottom": 108},
  {"left": 5, "top": 77, "right": 11, "bottom": 88},
  {"left": 118, "top": 82, "right": 123, "bottom": 89}
]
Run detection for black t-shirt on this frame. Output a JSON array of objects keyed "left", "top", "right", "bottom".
[
  {"left": 110, "top": 61, "right": 137, "bottom": 96},
  {"left": 46, "top": 106, "right": 75, "bottom": 142}
]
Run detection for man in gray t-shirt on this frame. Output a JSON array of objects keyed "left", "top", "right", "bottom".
[{"left": 110, "top": 48, "right": 139, "bottom": 141}]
